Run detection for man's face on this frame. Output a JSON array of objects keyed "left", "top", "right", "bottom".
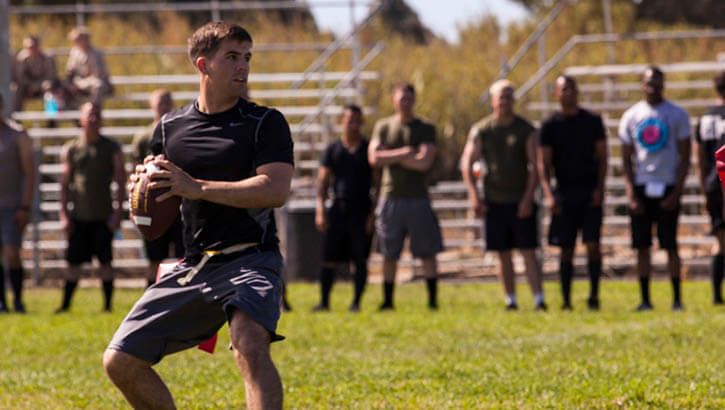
[
  {"left": 492, "top": 86, "right": 515, "bottom": 116},
  {"left": 151, "top": 95, "right": 173, "bottom": 117},
  {"left": 556, "top": 77, "right": 578, "bottom": 108},
  {"left": 642, "top": 69, "right": 664, "bottom": 101},
  {"left": 202, "top": 39, "right": 252, "bottom": 99},
  {"left": 341, "top": 109, "right": 363, "bottom": 135},
  {"left": 79, "top": 103, "right": 101, "bottom": 131},
  {"left": 392, "top": 88, "right": 415, "bottom": 114}
]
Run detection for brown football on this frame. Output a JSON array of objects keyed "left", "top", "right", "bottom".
[{"left": 129, "top": 163, "right": 181, "bottom": 240}]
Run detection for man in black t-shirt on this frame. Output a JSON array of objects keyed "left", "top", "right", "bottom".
[
  {"left": 695, "top": 71, "right": 725, "bottom": 305},
  {"left": 104, "top": 23, "right": 293, "bottom": 410},
  {"left": 538, "top": 75, "right": 608, "bottom": 310},
  {"left": 313, "top": 105, "right": 376, "bottom": 312}
]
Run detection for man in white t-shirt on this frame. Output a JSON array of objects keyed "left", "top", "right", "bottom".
[{"left": 619, "top": 66, "right": 691, "bottom": 311}]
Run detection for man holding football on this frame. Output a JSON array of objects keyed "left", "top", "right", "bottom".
[{"left": 103, "top": 22, "right": 294, "bottom": 410}]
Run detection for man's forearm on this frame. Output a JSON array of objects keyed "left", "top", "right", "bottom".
[{"left": 196, "top": 167, "right": 293, "bottom": 209}]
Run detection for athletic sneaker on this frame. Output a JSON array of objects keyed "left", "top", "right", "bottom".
[
  {"left": 0, "top": 305, "right": 8, "bottom": 314},
  {"left": 348, "top": 302, "right": 360, "bottom": 312},
  {"left": 561, "top": 303, "right": 573, "bottom": 311},
  {"left": 635, "top": 302, "right": 654, "bottom": 311},
  {"left": 14, "top": 301, "right": 25, "bottom": 314},
  {"left": 505, "top": 302, "right": 518, "bottom": 311},
  {"left": 428, "top": 302, "right": 438, "bottom": 311},
  {"left": 378, "top": 302, "right": 394, "bottom": 311},
  {"left": 672, "top": 301, "right": 685, "bottom": 311},
  {"left": 714, "top": 297, "right": 723, "bottom": 305},
  {"left": 534, "top": 301, "right": 548, "bottom": 311}
]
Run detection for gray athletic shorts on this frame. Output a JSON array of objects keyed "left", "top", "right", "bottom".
[
  {"left": 107, "top": 249, "right": 284, "bottom": 364},
  {"left": 375, "top": 198, "right": 444, "bottom": 259},
  {"left": 0, "top": 207, "right": 23, "bottom": 247}
]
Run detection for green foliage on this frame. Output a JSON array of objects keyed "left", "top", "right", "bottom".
[{"left": 2, "top": 281, "right": 725, "bottom": 408}]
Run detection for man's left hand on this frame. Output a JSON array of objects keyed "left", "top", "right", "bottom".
[
  {"left": 660, "top": 192, "right": 680, "bottom": 211},
  {"left": 517, "top": 199, "right": 534, "bottom": 219}
]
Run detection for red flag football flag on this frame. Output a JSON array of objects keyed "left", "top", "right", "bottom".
[{"left": 716, "top": 145, "right": 725, "bottom": 190}]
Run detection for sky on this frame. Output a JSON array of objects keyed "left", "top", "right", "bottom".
[{"left": 310, "top": 0, "right": 530, "bottom": 44}]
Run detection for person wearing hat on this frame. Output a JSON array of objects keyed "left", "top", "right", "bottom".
[
  {"left": 13, "top": 35, "right": 58, "bottom": 112},
  {"left": 65, "top": 27, "right": 113, "bottom": 106}
]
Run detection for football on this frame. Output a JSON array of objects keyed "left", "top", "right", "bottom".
[{"left": 129, "top": 163, "right": 181, "bottom": 240}]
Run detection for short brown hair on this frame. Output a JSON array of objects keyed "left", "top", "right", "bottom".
[
  {"left": 187, "top": 22, "right": 253, "bottom": 64},
  {"left": 393, "top": 82, "right": 415, "bottom": 96}
]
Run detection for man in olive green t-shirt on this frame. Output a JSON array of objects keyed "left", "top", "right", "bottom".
[
  {"left": 368, "top": 83, "right": 443, "bottom": 310},
  {"left": 58, "top": 102, "right": 126, "bottom": 312},
  {"left": 460, "top": 80, "right": 546, "bottom": 311}
]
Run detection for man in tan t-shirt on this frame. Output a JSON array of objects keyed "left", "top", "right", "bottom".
[
  {"left": 65, "top": 27, "right": 113, "bottom": 106},
  {"left": 460, "top": 79, "right": 546, "bottom": 311},
  {"left": 369, "top": 83, "right": 443, "bottom": 310},
  {"left": 13, "top": 35, "right": 58, "bottom": 112}
]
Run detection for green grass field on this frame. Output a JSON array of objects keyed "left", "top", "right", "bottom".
[{"left": 2, "top": 279, "right": 725, "bottom": 409}]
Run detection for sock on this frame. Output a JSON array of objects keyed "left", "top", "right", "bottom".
[
  {"left": 352, "top": 261, "right": 367, "bottom": 305},
  {"left": 534, "top": 293, "right": 545, "bottom": 305},
  {"left": 9, "top": 268, "right": 24, "bottom": 305},
  {"left": 712, "top": 254, "right": 724, "bottom": 302},
  {"left": 61, "top": 280, "right": 78, "bottom": 309},
  {"left": 639, "top": 276, "right": 650, "bottom": 305},
  {"left": 319, "top": 267, "right": 335, "bottom": 307},
  {"left": 102, "top": 280, "right": 114, "bottom": 310},
  {"left": 671, "top": 276, "right": 681, "bottom": 304},
  {"left": 588, "top": 259, "right": 602, "bottom": 300},
  {"left": 383, "top": 281, "right": 395, "bottom": 306},
  {"left": 505, "top": 294, "right": 517, "bottom": 306},
  {"left": 0, "top": 264, "right": 6, "bottom": 309},
  {"left": 559, "top": 261, "right": 573, "bottom": 305},
  {"left": 426, "top": 278, "right": 438, "bottom": 307}
]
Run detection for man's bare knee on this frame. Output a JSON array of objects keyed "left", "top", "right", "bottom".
[
  {"left": 103, "top": 348, "right": 150, "bottom": 382},
  {"left": 229, "top": 310, "right": 271, "bottom": 371}
]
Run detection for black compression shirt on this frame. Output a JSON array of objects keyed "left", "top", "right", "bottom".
[
  {"left": 150, "top": 98, "right": 294, "bottom": 258},
  {"left": 320, "top": 138, "right": 372, "bottom": 213}
]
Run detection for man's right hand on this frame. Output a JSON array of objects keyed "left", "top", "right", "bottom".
[
  {"left": 543, "top": 194, "right": 562, "bottom": 215},
  {"left": 315, "top": 208, "right": 327, "bottom": 233},
  {"left": 60, "top": 215, "right": 72, "bottom": 234},
  {"left": 628, "top": 194, "right": 644, "bottom": 215},
  {"left": 470, "top": 197, "right": 486, "bottom": 219}
]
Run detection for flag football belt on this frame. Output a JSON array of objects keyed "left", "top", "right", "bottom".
[{"left": 177, "top": 242, "right": 260, "bottom": 286}]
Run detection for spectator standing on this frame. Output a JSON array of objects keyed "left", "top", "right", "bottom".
[
  {"left": 694, "top": 71, "right": 725, "bottom": 305},
  {"left": 313, "top": 105, "right": 377, "bottom": 312},
  {"left": 368, "top": 83, "right": 443, "bottom": 311},
  {"left": 0, "top": 93, "right": 36, "bottom": 313},
  {"left": 538, "top": 75, "right": 608, "bottom": 310},
  {"left": 619, "top": 66, "right": 691, "bottom": 311},
  {"left": 460, "top": 79, "right": 546, "bottom": 311},
  {"left": 57, "top": 102, "right": 126, "bottom": 312}
]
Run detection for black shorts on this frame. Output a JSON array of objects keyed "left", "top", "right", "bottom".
[
  {"left": 485, "top": 201, "right": 538, "bottom": 251},
  {"left": 323, "top": 203, "right": 371, "bottom": 262},
  {"left": 548, "top": 197, "right": 602, "bottom": 248},
  {"left": 143, "top": 217, "right": 184, "bottom": 262},
  {"left": 108, "top": 249, "right": 285, "bottom": 364},
  {"left": 630, "top": 185, "right": 679, "bottom": 249},
  {"left": 706, "top": 188, "right": 725, "bottom": 234},
  {"left": 66, "top": 219, "right": 113, "bottom": 265}
]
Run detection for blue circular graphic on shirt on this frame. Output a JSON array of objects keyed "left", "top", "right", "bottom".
[{"left": 636, "top": 118, "right": 669, "bottom": 152}]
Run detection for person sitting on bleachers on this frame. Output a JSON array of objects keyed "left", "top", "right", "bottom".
[
  {"left": 13, "top": 35, "right": 58, "bottom": 112},
  {"left": 65, "top": 27, "right": 113, "bottom": 106}
]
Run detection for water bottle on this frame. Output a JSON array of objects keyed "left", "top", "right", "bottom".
[{"left": 44, "top": 93, "right": 59, "bottom": 118}]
